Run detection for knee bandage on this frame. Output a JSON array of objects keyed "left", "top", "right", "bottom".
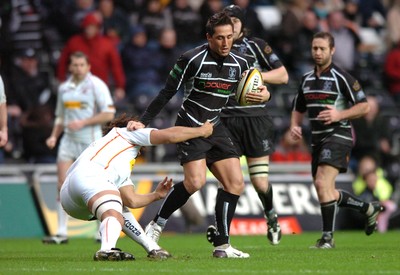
[
  {"left": 91, "top": 194, "right": 123, "bottom": 220},
  {"left": 248, "top": 160, "right": 269, "bottom": 178}
]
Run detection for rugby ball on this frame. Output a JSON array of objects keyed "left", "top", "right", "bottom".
[{"left": 235, "top": 68, "right": 263, "bottom": 106}]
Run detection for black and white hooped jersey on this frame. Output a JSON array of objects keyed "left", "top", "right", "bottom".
[
  {"left": 292, "top": 63, "right": 368, "bottom": 147},
  {"left": 140, "top": 44, "right": 249, "bottom": 127},
  {"left": 222, "top": 36, "right": 284, "bottom": 117}
]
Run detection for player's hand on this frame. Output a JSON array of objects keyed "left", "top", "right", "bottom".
[
  {"left": 0, "top": 131, "right": 8, "bottom": 147},
  {"left": 317, "top": 105, "right": 341, "bottom": 125},
  {"left": 154, "top": 177, "right": 173, "bottom": 199},
  {"left": 46, "top": 136, "right": 57, "bottom": 149},
  {"left": 290, "top": 126, "right": 302, "bottom": 141},
  {"left": 127, "top": 120, "right": 145, "bottom": 131},
  {"left": 246, "top": 85, "right": 270, "bottom": 103},
  {"left": 200, "top": 121, "right": 214, "bottom": 138}
]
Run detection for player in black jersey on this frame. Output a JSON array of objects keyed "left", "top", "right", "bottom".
[
  {"left": 290, "top": 32, "right": 383, "bottom": 249},
  {"left": 127, "top": 11, "right": 269, "bottom": 258},
  {"left": 206, "top": 5, "right": 288, "bottom": 246}
]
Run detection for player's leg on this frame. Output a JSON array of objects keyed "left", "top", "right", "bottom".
[
  {"left": 145, "top": 159, "right": 207, "bottom": 242},
  {"left": 247, "top": 155, "right": 281, "bottom": 245},
  {"left": 336, "top": 189, "right": 383, "bottom": 235},
  {"left": 121, "top": 207, "right": 171, "bottom": 259},
  {"left": 311, "top": 164, "right": 339, "bottom": 249},
  {"left": 42, "top": 159, "right": 73, "bottom": 244},
  {"left": 88, "top": 191, "right": 135, "bottom": 261},
  {"left": 209, "top": 157, "right": 249, "bottom": 258}
]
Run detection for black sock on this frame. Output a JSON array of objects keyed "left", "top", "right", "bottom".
[
  {"left": 257, "top": 184, "right": 274, "bottom": 217},
  {"left": 320, "top": 200, "right": 337, "bottom": 234},
  {"left": 214, "top": 188, "right": 239, "bottom": 247},
  {"left": 337, "top": 189, "right": 369, "bottom": 213},
  {"left": 154, "top": 181, "right": 190, "bottom": 224}
]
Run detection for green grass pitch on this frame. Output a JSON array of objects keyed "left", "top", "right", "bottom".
[{"left": 0, "top": 231, "right": 399, "bottom": 274}]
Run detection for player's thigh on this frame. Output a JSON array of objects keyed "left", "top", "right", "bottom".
[
  {"left": 210, "top": 157, "right": 244, "bottom": 195},
  {"left": 246, "top": 155, "right": 270, "bottom": 192}
]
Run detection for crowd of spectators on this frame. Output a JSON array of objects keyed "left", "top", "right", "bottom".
[{"left": 0, "top": 0, "right": 399, "bottom": 194}]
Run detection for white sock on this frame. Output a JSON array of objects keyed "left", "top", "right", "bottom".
[
  {"left": 122, "top": 207, "right": 160, "bottom": 253},
  {"left": 99, "top": 217, "right": 122, "bottom": 251},
  {"left": 57, "top": 200, "right": 68, "bottom": 236}
]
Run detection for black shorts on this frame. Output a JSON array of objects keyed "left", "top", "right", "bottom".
[
  {"left": 311, "top": 142, "right": 352, "bottom": 177},
  {"left": 221, "top": 115, "right": 275, "bottom": 158},
  {"left": 175, "top": 121, "right": 239, "bottom": 167}
]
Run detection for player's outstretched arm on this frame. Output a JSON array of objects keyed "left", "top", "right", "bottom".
[{"left": 150, "top": 121, "right": 214, "bottom": 145}]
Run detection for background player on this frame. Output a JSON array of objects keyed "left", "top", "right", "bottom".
[{"left": 290, "top": 32, "right": 383, "bottom": 248}]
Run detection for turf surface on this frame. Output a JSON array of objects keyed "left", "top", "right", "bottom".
[{"left": 0, "top": 231, "right": 399, "bottom": 274}]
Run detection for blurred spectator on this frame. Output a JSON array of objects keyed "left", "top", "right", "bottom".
[
  {"left": 327, "top": 10, "right": 377, "bottom": 78},
  {"left": 20, "top": 105, "right": 57, "bottom": 163},
  {"left": 56, "top": 12, "right": 126, "bottom": 102},
  {"left": 43, "top": 0, "right": 97, "bottom": 42},
  {"left": 385, "top": 0, "right": 400, "bottom": 48},
  {"left": 170, "top": 0, "right": 203, "bottom": 52},
  {"left": 279, "top": 0, "right": 311, "bottom": 72},
  {"left": 138, "top": 0, "right": 174, "bottom": 46},
  {"left": 384, "top": 41, "right": 400, "bottom": 105},
  {"left": 97, "top": 0, "right": 131, "bottom": 49},
  {"left": 6, "top": 48, "right": 57, "bottom": 161},
  {"left": 353, "top": 155, "right": 397, "bottom": 233},
  {"left": 293, "top": 9, "right": 322, "bottom": 77},
  {"left": 121, "top": 25, "right": 163, "bottom": 103},
  {"left": 199, "top": 0, "right": 224, "bottom": 38},
  {"left": 157, "top": 28, "right": 181, "bottom": 82},
  {"left": 357, "top": 0, "right": 386, "bottom": 29},
  {"left": 351, "top": 96, "right": 392, "bottom": 172},
  {"left": 270, "top": 128, "right": 311, "bottom": 163},
  {"left": 231, "top": 0, "right": 266, "bottom": 39}
]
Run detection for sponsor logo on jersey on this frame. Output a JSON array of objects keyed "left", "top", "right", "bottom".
[{"left": 304, "top": 93, "right": 330, "bottom": 100}]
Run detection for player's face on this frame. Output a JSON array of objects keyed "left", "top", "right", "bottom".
[
  {"left": 69, "top": 57, "right": 91, "bottom": 81},
  {"left": 231, "top": 17, "right": 242, "bottom": 40},
  {"left": 207, "top": 24, "right": 234, "bottom": 57},
  {"left": 311, "top": 38, "right": 334, "bottom": 68}
]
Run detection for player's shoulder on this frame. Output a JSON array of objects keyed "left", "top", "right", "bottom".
[{"left": 330, "top": 63, "right": 357, "bottom": 82}]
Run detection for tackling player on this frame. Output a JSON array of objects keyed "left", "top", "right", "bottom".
[{"left": 60, "top": 114, "right": 213, "bottom": 260}]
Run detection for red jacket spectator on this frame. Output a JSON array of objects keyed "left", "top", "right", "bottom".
[
  {"left": 57, "top": 13, "right": 126, "bottom": 100},
  {"left": 385, "top": 42, "right": 400, "bottom": 103}
]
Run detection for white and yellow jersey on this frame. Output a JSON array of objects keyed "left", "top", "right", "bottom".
[
  {"left": 56, "top": 72, "right": 115, "bottom": 143},
  {"left": 68, "top": 127, "right": 156, "bottom": 189},
  {"left": 0, "top": 76, "right": 6, "bottom": 104}
]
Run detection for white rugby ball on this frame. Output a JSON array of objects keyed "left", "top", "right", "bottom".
[{"left": 235, "top": 68, "right": 263, "bottom": 106}]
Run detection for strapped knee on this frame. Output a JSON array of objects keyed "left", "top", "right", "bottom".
[
  {"left": 91, "top": 194, "right": 123, "bottom": 220},
  {"left": 248, "top": 160, "right": 269, "bottom": 178}
]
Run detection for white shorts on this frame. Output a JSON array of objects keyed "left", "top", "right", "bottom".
[
  {"left": 57, "top": 135, "right": 91, "bottom": 162},
  {"left": 60, "top": 164, "right": 119, "bottom": 220}
]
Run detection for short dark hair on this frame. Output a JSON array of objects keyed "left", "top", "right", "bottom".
[
  {"left": 69, "top": 51, "right": 90, "bottom": 64},
  {"left": 205, "top": 11, "right": 233, "bottom": 37},
  {"left": 313, "top": 32, "right": 335, "bottom": 49}
]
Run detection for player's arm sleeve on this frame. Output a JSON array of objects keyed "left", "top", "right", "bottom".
[
  {"left": 94, "top": 79, "right": 116, "bottom": 113},
  {"left": 254, "top": 38, "right": 283, "bottom": 70}
]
